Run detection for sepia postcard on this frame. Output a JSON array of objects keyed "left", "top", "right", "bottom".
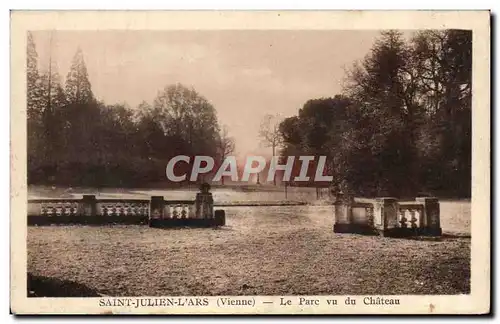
[{"left": 10, "top": 10, "right": 490, "bottom": 315}]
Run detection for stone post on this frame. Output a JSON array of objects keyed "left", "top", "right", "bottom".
[
  {"left": 374, "top": 197, "right": 398, "bottom": 236},
  {"left": 416, "top": 197, "right": 441, "bottom": 236},
  {"left": 80, "top": 195, "right": 96, "bottom": 217},
  {"left": 150, "top": 196, "right": 165, "bottom": 220},
  {"left": 196, "top": 183, "right": 214, "bottom": 219},
  {"left": 333, "top": 192, "right": 354, "bottom": 233},
  {"left": 214, "top": 209, "right": 226, "bottom": 226}
]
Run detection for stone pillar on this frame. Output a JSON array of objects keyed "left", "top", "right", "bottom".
[
  {"left": 416, "top": 197, "right": 441, "bottom": 236},
  {"left": 150, "top": 196, "right": 165, "bottom": 220},
  {"left": 214, "top": 209, "right": 226, "bottom": 226},
  {"left": 374, "top": 197, "right": 398, "bottom": 236},
  {"left": 333, "top": 193, "right": 354, "bottom": 233},
  {"left": 80, "top": 195, "right": 96, "bottom": 217},
  {"left": 196, "top": 183, "right": 214, "bottom": 219}
]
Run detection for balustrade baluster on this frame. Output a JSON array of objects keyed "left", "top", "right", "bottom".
[
  {"left": 399, "top": 209, "right": 407, "bottom": 228},
  {"left": 410, "top": 209, "right": 417, "bottom": 228}
]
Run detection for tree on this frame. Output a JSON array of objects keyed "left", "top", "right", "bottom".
[
  {"left": 152, "top": 83, "right": 220, "bottom": 160},
  {"left": 65, "top": 47, "right": 94, "bottom": 105},
  {"left": 331, "top": 29, "right": 472, "bottom": 197},
  {"left": 258, "top": 114, "right": 283, "bottom": 185},
  {"left": 40, "top": 70, "right": 67, "bottom": 114},
  {"left": 216, "top": 125, "right": 235, "bottom": 185},
  {"left": 278, "top": 96, "right": 353, "bottom": 189},
  {"left": 27, "top": 32, "right": 44, "bottom": 121},
  {"left": 342, "top": 30, "right": 420, "bottom": 196},
  {"left": 27, "top": 46, "right": 230, "bottom": 188},
  {"left": 27, "top": 31, "right": 47, "bottom": 182},
  {"left": 134, "top": 101, "right": 169, "bottom": 159},
  {"left": 53, "top": 47, "right": 101, "bottom": 184},
  {"left": 411, "top": 30, "right": 472, "bottom": 196},
  {"left": 38, "top": 33, "right": 68, "bottom": 175}
]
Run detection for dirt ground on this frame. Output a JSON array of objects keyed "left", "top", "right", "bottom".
[{"left": 27, "top": 203, "right": 470, "bottom": 296}]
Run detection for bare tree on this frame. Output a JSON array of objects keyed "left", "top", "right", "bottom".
[
  {"left": 217, "top": 125, "right": 235, "bottom": 185},
  {"left": 258, "top": 113, "right": 283, "bottom": 185}
]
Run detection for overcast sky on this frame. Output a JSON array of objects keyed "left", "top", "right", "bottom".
[{"left": 32, "top": 30, "right": 385, "bottom": 157}]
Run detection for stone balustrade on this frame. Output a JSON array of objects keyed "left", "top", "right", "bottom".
[
  {"left": 28, "top": 184, "right": 225, "bottom": 228},
  {"left": 333, "top": 194, "right": 441, "bottom": 237}
]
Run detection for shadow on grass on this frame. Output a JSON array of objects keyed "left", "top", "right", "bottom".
[
  {"left": 215, "top": 201, "right": 308, "bottom": 207},
  {"left": 27, "top": 273, "right": 102, "bottom": 297},
  {"left": 152, "top": 225, "right": 234, "bottom": 232},
  {"left": 404, "top": 233, "right": 471, "bottom": 242}
]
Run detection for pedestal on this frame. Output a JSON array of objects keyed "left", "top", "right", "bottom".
[
  {"left": 374, "top": 197, "right": 398, "bottom": 236},
  {"left": 416, "top": 197, "right": 442, "bottom": 236},
  {"left": 196, "top": 193, "right": 214, "bottom": 219},
  {"left": 333, "top": 194, "right": 354, "bottom": 233},
  {"left": 149, "top": 196, "right": 165, "bottom": 219}
]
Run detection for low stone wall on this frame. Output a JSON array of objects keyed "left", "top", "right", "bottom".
[
  {"left": 28, "top": 184, "right": 225, "bottom": 228},
  {"left": 333, "top": 194, "right": 442, "bottom": 237}
]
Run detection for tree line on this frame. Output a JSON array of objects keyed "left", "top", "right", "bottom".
[
  {"left": 28, "top": 30, "right": 471, "bottom": 197},
  {"left": 276, "top": 30, "right": 471, "bottom": 198},
  {"left": 27, "top": 32, "right": 235, "bottom": 187}
]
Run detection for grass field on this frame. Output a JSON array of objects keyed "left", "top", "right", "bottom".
[
  {"left": 28, "top": 184, "right": 324, "bottom": 204},
  {"left": 27, "top": 195, "right": 471, "bottom": 296}
]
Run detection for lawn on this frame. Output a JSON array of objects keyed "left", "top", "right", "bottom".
[
  {"left": 27, "top": 184, "right": 321, "bottom": 203},
  {"left": 27, "top": 203, "right": 470, "bottom": 296}
]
